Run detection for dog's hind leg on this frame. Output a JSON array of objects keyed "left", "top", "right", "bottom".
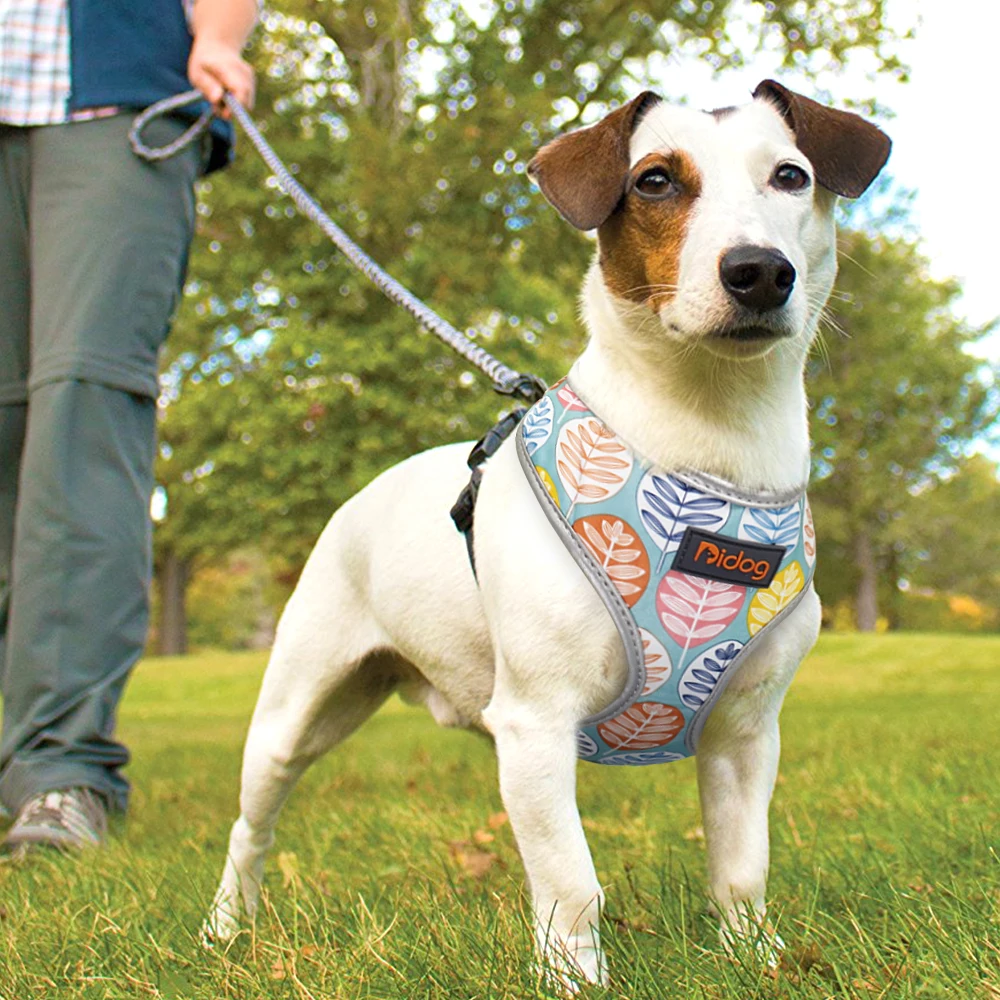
[{"left": 204, "top": 576, "right": 397, "bottom": 944}]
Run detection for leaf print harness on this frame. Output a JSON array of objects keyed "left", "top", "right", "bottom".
[{"left": 516, "top": 380, "right": 816, "bottom": 766}]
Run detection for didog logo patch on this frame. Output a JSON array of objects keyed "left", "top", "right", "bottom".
[{"left": 672, "top": 527, "right": 784, "bottom": 588}]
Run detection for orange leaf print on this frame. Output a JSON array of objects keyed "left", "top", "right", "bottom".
[
  {"left": 638, "top": 627, "right": 673, "bottom": 695},
  {"left": 803, "top": 501, "right": 816, "bottom": 567},
  {"left": 598, "top": 702, "right": 685, "bottom": 751},
  {"left": 556, "top": 417, "right": 633, "bottom": 514},
  {"left": 573, "top": 515, "right": 650, "bottom": 606}
]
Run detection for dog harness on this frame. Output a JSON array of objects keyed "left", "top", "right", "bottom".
[{"left": 516, "top": 380, "right": 816, "bottom": 766}]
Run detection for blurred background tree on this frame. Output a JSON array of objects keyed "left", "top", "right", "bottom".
[
  {"left": 151, "top": 0, "right": 997, "bottom": 652},
  {"left": 809, "top": 221, "right": 997, "bottom": 631}
]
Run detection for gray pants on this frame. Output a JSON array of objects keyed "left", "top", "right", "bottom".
[{"left": 0, "top": 114, "right": 202, "bottom": 814}]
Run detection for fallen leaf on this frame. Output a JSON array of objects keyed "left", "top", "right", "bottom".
[
  {"left": 473, "top": 829, "right": 495, "bottom": 845},
  {"left": 270, "top": 957, "right": 288, "bottom": 981},
  {"left": 683, "top": 826, "right": 705, "bottom": 843},
  {"left": 487, "top": 811, "right": 508, "bottom": 830},
  {"left": 791, "top": 941, "right": 825, "bottom": 973},
  {"left": 448, "top": 840, "right": 498, "bottom": 879}
]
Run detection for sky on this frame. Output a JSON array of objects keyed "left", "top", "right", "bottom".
[{"left": 657, "top": 1, "right": 998, "bottom": 358}]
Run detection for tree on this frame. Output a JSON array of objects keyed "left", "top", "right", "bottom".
[
  {"left": 154, "top": 1, "right": 908, "bottom": 650},
  {"left": 895, "top": 454, "right": 1000, "bottom": 606},
  {"left": 807, "top": 225, "right": 997, "bottom": 630}
]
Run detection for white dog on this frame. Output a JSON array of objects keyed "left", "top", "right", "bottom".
[{"left": 206, "top": 80, "right": 890, "bottom": 988}]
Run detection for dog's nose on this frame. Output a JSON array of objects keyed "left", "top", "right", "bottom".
[{"left": 719, "top": 246, "right": 796, "bottom": 311}]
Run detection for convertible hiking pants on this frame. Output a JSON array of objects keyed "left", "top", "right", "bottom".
[{"left": 0, "top": 114, "right": 202, "bottom": 814}]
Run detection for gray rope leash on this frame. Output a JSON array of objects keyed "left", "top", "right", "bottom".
[{"left": 129, "top": 90, "right": 546, "bottom": 403}]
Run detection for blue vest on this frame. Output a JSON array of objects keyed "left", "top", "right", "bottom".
[
  {"left": 516, "top": 381, "right": 816, "bottom": 765},
  {"left": 67, "top": 0, "right": 233, "bottom": 172}
]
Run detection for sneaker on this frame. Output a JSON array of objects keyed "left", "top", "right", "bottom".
[{"left": 3, "top": 788, "right": 107, "bottom": 852}]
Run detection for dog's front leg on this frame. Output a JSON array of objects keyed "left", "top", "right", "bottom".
[
  {"left": 696, "top": 715, "right": 784, "bottom": 965},
  {"left": 695, "top": 587, "right": 821, "bottom": 965},
  {"left": 484, "top": 691, "right": 606, "bottom": 992}
]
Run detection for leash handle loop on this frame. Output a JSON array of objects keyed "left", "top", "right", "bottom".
[
  {"left": 128, "top": 90, "right": 214, "bottom": 161},
  {"left": 129, "top": 89, "right": 547, "bottom": 403}
]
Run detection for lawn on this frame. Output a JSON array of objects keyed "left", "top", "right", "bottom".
[{"left": 1, "top": 634, "right": 998, "bottom": 999}]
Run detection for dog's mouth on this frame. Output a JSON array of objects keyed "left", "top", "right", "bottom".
[
  {"left": 709, "top": 323, "right": 788, "bottom": 343},
  {"left": 699, "top": 321, "right": 794, "bottom": 359}
]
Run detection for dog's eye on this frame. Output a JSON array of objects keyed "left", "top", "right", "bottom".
[
  {"left": 634, "top": 168, "right": 674, "bottom": 199},
  {"left": 771, "top": 163, "right": 810, "bottom": 192}
]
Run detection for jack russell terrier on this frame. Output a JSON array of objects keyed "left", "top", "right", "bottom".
[{"left": 205, "top": 79, "right": 890, "bottom": 989}]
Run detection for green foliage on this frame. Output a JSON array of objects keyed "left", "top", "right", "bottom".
[
  {"left": 806, "top": 225, "right": 998, "bottom": 623},
  {"left": 155, "top": 0, "right": 907, "bottom": 574},
  {"left": 1, "top": 634, "right": 998, "bottom": 996},
  {"left": 895, "top": 455, "right": 1000, "bottom": 605}
]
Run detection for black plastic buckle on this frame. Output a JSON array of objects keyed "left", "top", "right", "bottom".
[
  {"left": 466, "top": 407, "right": 528, "bottom": 470},
  {"left": 493, "top": 372, "right": 548, "bottom": 405},
  {"left": 450, "top": 403, "right": 534, "bottom": 578}
]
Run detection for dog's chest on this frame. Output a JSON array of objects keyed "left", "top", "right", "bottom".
[{"left": 515, "top": 381, "right": 816, "bottom": 766}]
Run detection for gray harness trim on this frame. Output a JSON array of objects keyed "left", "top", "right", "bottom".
[{"left": 516, "top": 429, "right": 647, "bottom": 727}]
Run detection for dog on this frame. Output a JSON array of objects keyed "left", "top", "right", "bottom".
[{"left": 205, "top": 79, "right": 890, "bottom": 988}]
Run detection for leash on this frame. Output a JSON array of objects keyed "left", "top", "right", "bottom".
[{"left": 129, "top": 90, "right": 547, "bottom": 404}]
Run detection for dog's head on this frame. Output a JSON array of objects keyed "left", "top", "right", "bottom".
[{"left": 529, "top": 81, "right": 891, "bottom": 360}]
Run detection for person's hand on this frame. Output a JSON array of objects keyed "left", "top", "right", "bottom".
[{"left": 188, "top": 36, "right": 255, "bottom": 117}]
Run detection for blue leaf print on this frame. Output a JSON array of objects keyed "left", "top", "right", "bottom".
[
  {"left": 636, "top": 472, "right": 731, "bottom": 573},
  {"left": 678, "top": 641, "right": 744, "bottom": 709},
  {"left": 737, "top": 503, "right": 801, "bottom": 552},
  {"left": 599, "top": 749, "right": 686, "bottom": 766},
  {"left": 522, "top": 395, "right": 554, "bottom": 456},
  {"left": 577, "top": 731, "right": 599, "bottom": 758}
]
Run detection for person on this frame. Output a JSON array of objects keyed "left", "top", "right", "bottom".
[{"left": 0, "top": 0, "right": 258, "bottom": 851}]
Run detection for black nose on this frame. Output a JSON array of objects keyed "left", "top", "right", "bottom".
[{"left": 719, "top": 246, "right": 796, "bottom": 311}]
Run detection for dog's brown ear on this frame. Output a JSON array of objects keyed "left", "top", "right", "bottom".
[
  {"left": 528, "top": 91, "right": 661, "bottom": 230},
  {"left": 753, "top": 80, "right": 891, "bottom": 198}
]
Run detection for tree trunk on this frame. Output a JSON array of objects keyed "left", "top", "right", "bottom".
[
  {"left": 159, "top": 549, "right": 189, "bottom": 655},
  {"left": 855, "top": 530, "right": 879, "bottom": 632},
  {"left": 884, "top": 545, "right": 901, "bottom": 631}
]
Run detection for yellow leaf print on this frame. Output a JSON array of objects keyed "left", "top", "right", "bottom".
[
  {"left": 535, "top": 465, "right": 559, "bottom": 504},
  {"left": 747, "top": 561, "right": 804, "bottom": 636}
]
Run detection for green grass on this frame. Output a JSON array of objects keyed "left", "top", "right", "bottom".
[{"left": 1, "top": 634, "right": 998, "bottom": 999}]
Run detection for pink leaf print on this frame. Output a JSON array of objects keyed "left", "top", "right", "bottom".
[
  {"left": 573, "top": 515, "right": 650, "bottom": 606},
  {"left": 556, "top": 418, "right": 634, "bottom": 513},
  {"left": 638, "top": 627, "right": 672, "bottom": 695},
  {"left": 557, "top": 383, "right": 588, "bottom": 414},
  {"left": 803, "top": 501, "right": 816, "bottom": 567},
  {"left": 598, "top": 702, "right": 685, "bottom": 751},
  {"left": 656, "top": 572, "right": 745, "bottom": 654}
]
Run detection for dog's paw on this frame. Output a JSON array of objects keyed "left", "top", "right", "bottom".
[
  {"left": 200, "top": 893, "right": 244, "bottom": 949},
  {"left": 719, "top": 917, "right": 785, "bottom": 969},
  {"left": 535, "top": 937, "right": 608, "bottom": 995}
]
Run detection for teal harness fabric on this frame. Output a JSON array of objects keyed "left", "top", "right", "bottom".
[{"left": 515, "top": 380, "right": 816, "bottom": 765}]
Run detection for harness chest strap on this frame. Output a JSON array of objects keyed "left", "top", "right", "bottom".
[{"left": 515, "top": 380, "right": 816, "bottom": 766}]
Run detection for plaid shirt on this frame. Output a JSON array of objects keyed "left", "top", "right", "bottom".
[{"left": 0, "top": 0, "right": 195, "bottom": 126}]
